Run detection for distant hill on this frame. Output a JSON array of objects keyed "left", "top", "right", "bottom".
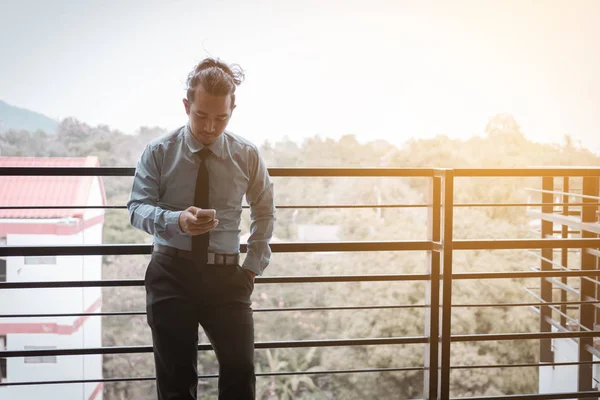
[{"left": 0, "top": 100, "right": 58, "bottom": 134}]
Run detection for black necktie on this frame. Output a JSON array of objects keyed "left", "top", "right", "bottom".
[{"left": 192, "top": 148, "right": 210, "bottom": 264}]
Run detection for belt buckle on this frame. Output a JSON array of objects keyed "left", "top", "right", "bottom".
[
  {"left": 207, "top": 253, "right": 237, "bottom": 265},
  {"left": 207, "top": 253, "right": 223, "bottom": 265}
]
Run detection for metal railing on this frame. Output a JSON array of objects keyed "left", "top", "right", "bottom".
[{"left": 1, "top": 166, "right": 600, "bottom": 400}]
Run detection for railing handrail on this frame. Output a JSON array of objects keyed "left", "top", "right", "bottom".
[{"left": 2, "top": 166, "right": 600, "bottom": 177}]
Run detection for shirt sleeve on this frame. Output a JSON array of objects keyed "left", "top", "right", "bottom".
[
  {"left": 242, "top": 146, "right": 276, "bottom": 275},
  {"left": 127, "top": 144, "right": 184, "bottom": 239}
]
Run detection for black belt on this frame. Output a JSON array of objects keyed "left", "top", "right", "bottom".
[{"left": 153, "top": 244, "right": 239, "bottom": 265}]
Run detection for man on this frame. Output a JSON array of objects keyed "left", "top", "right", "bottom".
[{"left": 127, "top": 57, "right": 276, "bottom": 400}]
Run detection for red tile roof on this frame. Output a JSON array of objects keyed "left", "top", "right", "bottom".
[{"left": 0, "top": 156, "right": 106, "bottom": 219}]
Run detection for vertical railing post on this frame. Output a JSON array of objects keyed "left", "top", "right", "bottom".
[
  {"left": 540, "top": 177, "right": 554, "bottom": 362},
  {"left": 439, "top": 169, "right": 454, "bottom": 400},
  {"left": 424, "top": 174, "right": 442, "bottom": 399},
  {"left": 579, "top": 176, "right": 598, "bottom": 398},
  {"left": 560, "top": 177, "right": 569, "bottom": 327}
]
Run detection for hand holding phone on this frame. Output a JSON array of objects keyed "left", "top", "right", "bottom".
[{"left": 178, "top": 207, "right": 218, "bottom": 236}]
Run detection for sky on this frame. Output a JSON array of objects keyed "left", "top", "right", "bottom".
[{"left": 1, "top": 0, "right": 599, "bottom": 152}]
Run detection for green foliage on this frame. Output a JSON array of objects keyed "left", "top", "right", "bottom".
[{"left": 256, "top": 348, "right": 322, "bottom": 400}]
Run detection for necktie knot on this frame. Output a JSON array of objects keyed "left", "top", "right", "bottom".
[{"left": 198, "top": 147, "right": 211, "bottom": 161}]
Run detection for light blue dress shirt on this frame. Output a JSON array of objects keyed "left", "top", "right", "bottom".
[{"left": 127, "top": 125, "right": 276, "bottom": 275}]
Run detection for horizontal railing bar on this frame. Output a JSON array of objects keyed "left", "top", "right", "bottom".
[
  {"left": 0, "top": 336, "right": 427, "bottom": 358},
  {"left": 0, "top": 280, "right": 144, "bottom": 289},
  {"left": 3, "top": 167, "right": 600, "bottom": 178},
  {"left": 522, "top": 288, "right": 584, "bottom": 328},
  {"left": 0, "top": 241, "right": 433, "bottom": 257},
  {"left": 457, "top": 202, "right": 599, "bottom": 207},
  {"left": 453, "top": 270, "right": 600, "bottom": 280},
  {"left": 6, "top": 271, "right": 600, "bottom": 290},
  {"left": 451, "top": 360, "right": 600, "bottom": 370},
  {"left": 560, "top": 210, "right": 583, "bottom": 216},
  {"left": 524, "top": 251, "right": 600, "bottom": 285},
  {"left": 3, "top": 300, "right": 598, "bottom": 319},
  {"left": 547, "top": 316, "right": 582, "bottom": 337},
  {"left": 0, "top": 204, "right": 432, "bottom": 210},
  {"left": 0, "top": 304, "right": 430, "bottom": 318},
  {"left": 3, "top": 332, "right": 597, "bottom": 358},
  {"left": 0, "top": 205, "right": 125, "bottom": 210},
  {"left": 454, "top": 168, "right": 600, "bottom": 177},
  {"left": 453, "top": 238, "right": 600, "bottom": 250},
  {"left": 0, "top": 244, "right": 152, "bottom": 257},
  {"left": 546, "top": 304, "right": 590, "bottom": 331},
  {"left": 0, "top": 166, "right": 437, "bottom": 177},
  {"left": 526, "top": 287, "right": 591, "bottom": 318},
  {"left": 0, "top": 166, "right": 136, "bottom": 176},
  {"left": 523, "top": 286, "right": 543, "bottom": 300},
  {"left": 451, "top": 331, "right": 600, "bottom": 342},
  {"left": 270, "top": 168, "right": 436, "bottom": 177},
  {"left": 525, "top": 187, "right": 600, "bottom": 200},
  {"left": 528, "top": 210, "right": 600, "bottom": 234},
  {"left": 0, "top": 274, "right": 431, "bottom": 289},
  {"left": 0, "top": 311, "right": 146, "bottom": 318},
  {"left": 453, "top": 300, "right": 600, "bottom": 308},
  {"left": 2, "top": 202, "right": 597, "bottom": 211},
  {"left": 3, "top": 238, "right": 599, "bottom": 258},
  {"left": 258, "top": 241, "right": 433, "bottom": 252},
  {"left": 526, "top": 260, "right": 600, "bottom": 288},
  {"left": 544, "top": 276, "right": 580, "bottom": 295},
  {"left": 530, "top": 303, "right": 578, "bottom": 337},
  {"left": 458, "top": 392, "right": 600, "bottom": 400},
  {"left": 545, "top": 314, "right": 573, "bottom": 335},
  {"left": 585, "top": 343, "right": 600, "bottom": 361},
  {"left": 524, "top": 249, "right": 570, "bottom": 270},
  {"left": 452, "top": 391, "right": 600, "bottom": 400},
  {"left": 6, "top": 273, "right": 600, "bottom": 290},
  {"left": 254, "top": 304, "right": 428, "bottom": 311},
  {"left": 273, "top": 168, "right": 600, "bottom": 178},
  {"left": 587, "top": 248, "right": 600, "bottom": 258},
  {"left": 8, "top": 362, "right": 600, "bottom": 388},
  {"left": 0, "top": 367, "right": 423, "bottom": 387}
]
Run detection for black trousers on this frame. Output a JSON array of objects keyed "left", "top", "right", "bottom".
[{"left": 145, "top": 251, "right": 255, "bottom": 400}]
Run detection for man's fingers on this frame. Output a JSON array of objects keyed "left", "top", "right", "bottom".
[
  {"left": 193, "top": 219, "right": 218, "bottom": 229},
  {"left": 189, "top": 215, "right": 215, "bottom": 225},
  {"left": 187, "top": 219, "right": 218, "bottom": 235}
]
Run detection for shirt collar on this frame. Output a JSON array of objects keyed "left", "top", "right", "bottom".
[{"left": 184, "top": 124, "right": 225, "bottom": 159}]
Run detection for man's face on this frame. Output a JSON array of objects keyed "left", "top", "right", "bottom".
[{"left": 183, "top": 85, "right": 235, "bottom": 145}]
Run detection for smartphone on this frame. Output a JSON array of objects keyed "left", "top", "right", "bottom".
[{"left": 195, "top": 208, "right": 216, "bottom": 222}]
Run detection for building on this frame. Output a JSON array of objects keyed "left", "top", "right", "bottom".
[
  {"left": 528, "top": 180, "right": 600, "bottom": 394},
  {"left": 539, "top": 326, "right": 600, "bottom": 393},
  {"left": 0, "top": 156, "right": 105, "bottom": 400}
]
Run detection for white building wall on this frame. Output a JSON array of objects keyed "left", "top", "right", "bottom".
[
  {"left": 4, "top": 331, "right": 91, "bottom": 399},
  {"left": 539, "top": 331, "right": 600, "bottom": 393},
  {"left": 1, "top": 229, "right": 87, "bottom": 318},
  {"left": 0, "top": 176, "right": 104, "bottom": 400}
]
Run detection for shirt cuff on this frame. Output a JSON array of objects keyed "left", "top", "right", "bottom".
[
  {"left": 166, "top": 210, "right": 184, "bottom": 236},
  {"left": 242, "top": 254, "right": 266, "bottom": 276}
]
